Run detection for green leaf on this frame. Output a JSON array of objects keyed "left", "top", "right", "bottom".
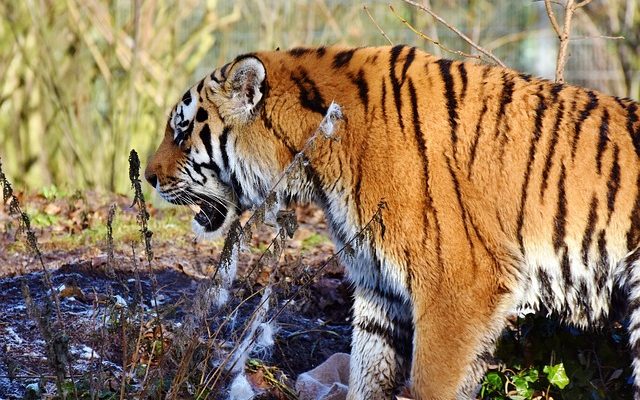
[
  {"left": 511, "top": 376, "right": 534, "bottom": 398},
  {"left": 521, "top": 368, "right": 539, "bottom": 383},
  {"left": 484, "top": 372, "right": 503, "bottom": 390},
  {"left": 544, "top": 363, "right": 570, "bottom": 389}
]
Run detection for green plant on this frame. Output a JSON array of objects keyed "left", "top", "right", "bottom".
[{"left": 481, "top": 363, "right": 568, "bottom": 400}]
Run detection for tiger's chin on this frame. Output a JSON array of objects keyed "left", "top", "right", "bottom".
[{"left": 188, "top": 200, "right": 238, "bottom": 241}]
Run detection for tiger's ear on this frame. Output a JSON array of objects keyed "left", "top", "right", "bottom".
[{"left": 215, "top": 56, "right": 266, "bottom": 124}]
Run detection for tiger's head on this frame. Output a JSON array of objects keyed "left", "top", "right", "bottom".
[{"left": 145, "top": 55, "right": 282, "bottom": 238}]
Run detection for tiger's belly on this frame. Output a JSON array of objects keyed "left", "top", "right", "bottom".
[{"left": 513, "top": 239, "right": 630, "bottom": 327}]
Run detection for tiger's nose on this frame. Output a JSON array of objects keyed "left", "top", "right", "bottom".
[{"left": 145, "top": 172, "right": 158, "bottom": 188}]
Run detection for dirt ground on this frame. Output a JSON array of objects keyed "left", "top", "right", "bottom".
[{"left": 0, "top": 192, "right": 354, "bottom": 399}]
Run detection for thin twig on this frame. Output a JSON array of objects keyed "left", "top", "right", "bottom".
[
  {"left": 543, "top": 0, "right": 595, "bottom": 83},
  {"left": 575, "top": 0, "right": 594, "bottom": 7},
  {"left": 570, "top": 34, "right": 625, "bottom": 41},
  {"left": 402, "top": 0, "right": 506, "bottom": 67},
  {"left": 389, "top": 5, "right": 480, "bottom": 61},
  {"left": 544, "top": 0, "right": 563, "bottom": 37},
  {"left": 363, "top": 5, "right": 393, "bottom": 45}
]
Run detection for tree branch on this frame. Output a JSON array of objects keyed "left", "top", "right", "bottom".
[
  {"left": 402, "top": 0, "right": 506, "bottom": 67},
  {"left": 544, "top": 0, "right": 595, "bottom": 83},
  {"left": 389, "top": 5, "right": 480, "bottom": 61},
  {"left": 543, "top": 0, "right": 563, "bottom": 37},
  {"left": 363, "top": 5, "right": 393, "bottom": 45}
]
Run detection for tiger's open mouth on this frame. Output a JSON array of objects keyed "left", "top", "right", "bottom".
[{"left": 187, "top": 199, "right": 228, "bottom": 233}]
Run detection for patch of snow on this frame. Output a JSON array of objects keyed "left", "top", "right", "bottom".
[
  {"left": 256, "top": 322, "right": 276, "bottom": 349},
  {"left": 150, "top": 294, "right": 167, "bottom": 308},
  {"left": 228, "top": 373, "right": 255, "bottom": 400},
  {"left": 4, "top": 326, "right": 23, "bottom": 345},
  {"left": 72, "top": 345, "right": 100, "bottom": 360},
  {"left": 215, "top": 288, "right": 229, "bottom": 307},
  {"left": 101, "top": 360, "right": 123, "bottom": 371},
  {"left": 229, "top": 287, "right": 272, "bottom": 373},
  {"left": 113, "top": 295, "right": 127, "bottom": 307}
]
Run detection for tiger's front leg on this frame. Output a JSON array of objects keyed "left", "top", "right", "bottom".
[{"left": 347, "top": 286, "right": 413, "bottom": 400}]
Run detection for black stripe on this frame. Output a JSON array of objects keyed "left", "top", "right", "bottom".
[
  {"left": 404, "top": 248, "right": 413, "bottom": 294},
  {"left": 291, "top": 68, "right": 327, "bottom": 115},
  {"left": 626, "top": 174, "right": 640, "bottom": 251},
  {"left": 200, "top": 124, "right": 220, "bottom": 177},
  {"left": 219, "top": 127, "right": 230, "bottom": 169},
  {"left": 191, "top": 162, "right": 207, "bottom": 184},
  {"left": 203, "top": 161, "right": 221, "bottom": 177},
  {"left": 196, "top": 79, "right": 204, "bottom": 93},
  {"left": 181, "top": 119, "right": 194, "bottom": 141},
  {"left": 553, "top": 164, "right": 567, "bottom": 252},
  {"left": 520, "top": 73, "right": 533, "bottom": 82},
  {"left": 181, "top": 90, "right": 192, "bottom": 106},
  {"left": 353, "top": 121, "right": 371, "bottom": 226},
  {"left": 196, "top": 107, "right": 208, "bottom": 123},
  {"left": 357, "top": 317, "right": 413, "bottom": 360},
  {"left": 361, "top": 276, "right": 408, "bottom": 307},
  {"left": 229, "top": 171, "right": 244, "bottom": 199},
  {"left": 408, "top": 78, "right": 431, "bottom": 235},
  {"left": 517, "top": 91, "right": 548, "bottom": 253},
  {"left": 353, "top": 175, "right": 363, "bottom": 226},
  {"left": 400, "top": 46, "right": 417, "bottom": 81},
  {"left": 220, "top": 61, "right": 232, "bottom": 79},
  {"left": 540, "top": 102, "right": 566, "bottom": 198},
  {"left": 581, "top": 196, "right": 599, "bottom": 265},
  {"left": 578, "top": 281, "right": 591, "bottom": 321},
  {"left": 350, "top": 69, "right": 369, "bottom": 114},
  {"left": 333, "top": 49, "right": 356, "bottom": 69},
  {"left": 596, "top": 110, "right": 610, "bottom": 174},
  {"left": 316, "top": 46, "right": 326, "bottom": 57},
  {"left": 597, "top": 230, "right": 608, "bottom": 283},
  {"left": 571, "top": 91, "right": 599, "bottom": 158},
  {"left": 210, "top": 70, "right": 222, "bottom": 84},
  {"left": 561, "top": 246, "right": 572, "bottom": 287},
  {"left": 446, "top": 156, "right": 474, "bottom": 264},
  {"left": 625, "top": 102, "right": 640, "bottom": 156},
  {"left": 260, "top": 107, "right": 297, "bottom": 156},
  {"left": 200, "top": 124, "right": 213, "bottom": 158},
  {"left": 538, "top": 268, "right": 554, "bottom": 307},
  {"left": 436, "top": 59, "right": 459, "bottom": 154},
  {"left": 381, "top": 78, "right": 388, "bottom": 126},
  {"left": 289, "top": 47, "right": 311, "bottom": 57},
  {"left": 183, "top": 163, "right": 201, "bottom": 184},
  {"left": 458, "top": 62, "right": 468, "bottom": 101},
  {"left": 606, "top": 145, "right": 621, "bottom": 222},
  {"left": 494, "top": 72, "right": 515, "bottom": 139},
  {"left": 389, "top": 45, "right": 406, "bottom": 131},
  {"left": 551, "top": 82, "right": 564, "bottom": 98},
  {"left": 468, "top": 214, "right": 497, "bottom": 266},
  {"left": 467, "top": 98, "right": 489, "bottom": 178}
]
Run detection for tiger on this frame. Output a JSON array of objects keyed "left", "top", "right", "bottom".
[{"left": 144, "top": 45, "right": 640, "bottom": 399}]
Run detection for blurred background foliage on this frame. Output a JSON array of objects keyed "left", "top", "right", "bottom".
[{"left": 0, "top": 0, "right": 638, "bottom": 193}]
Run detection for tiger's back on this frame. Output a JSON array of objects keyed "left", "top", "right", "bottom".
[
  {"left": 145, "top": 45, "right": 640, "bottom": 399},
  {"left": 256, "top": 47, "right": 640, "bottom": 398},
  {"left": 257, "top": 44, "right": 640, "bottom": 322}
]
